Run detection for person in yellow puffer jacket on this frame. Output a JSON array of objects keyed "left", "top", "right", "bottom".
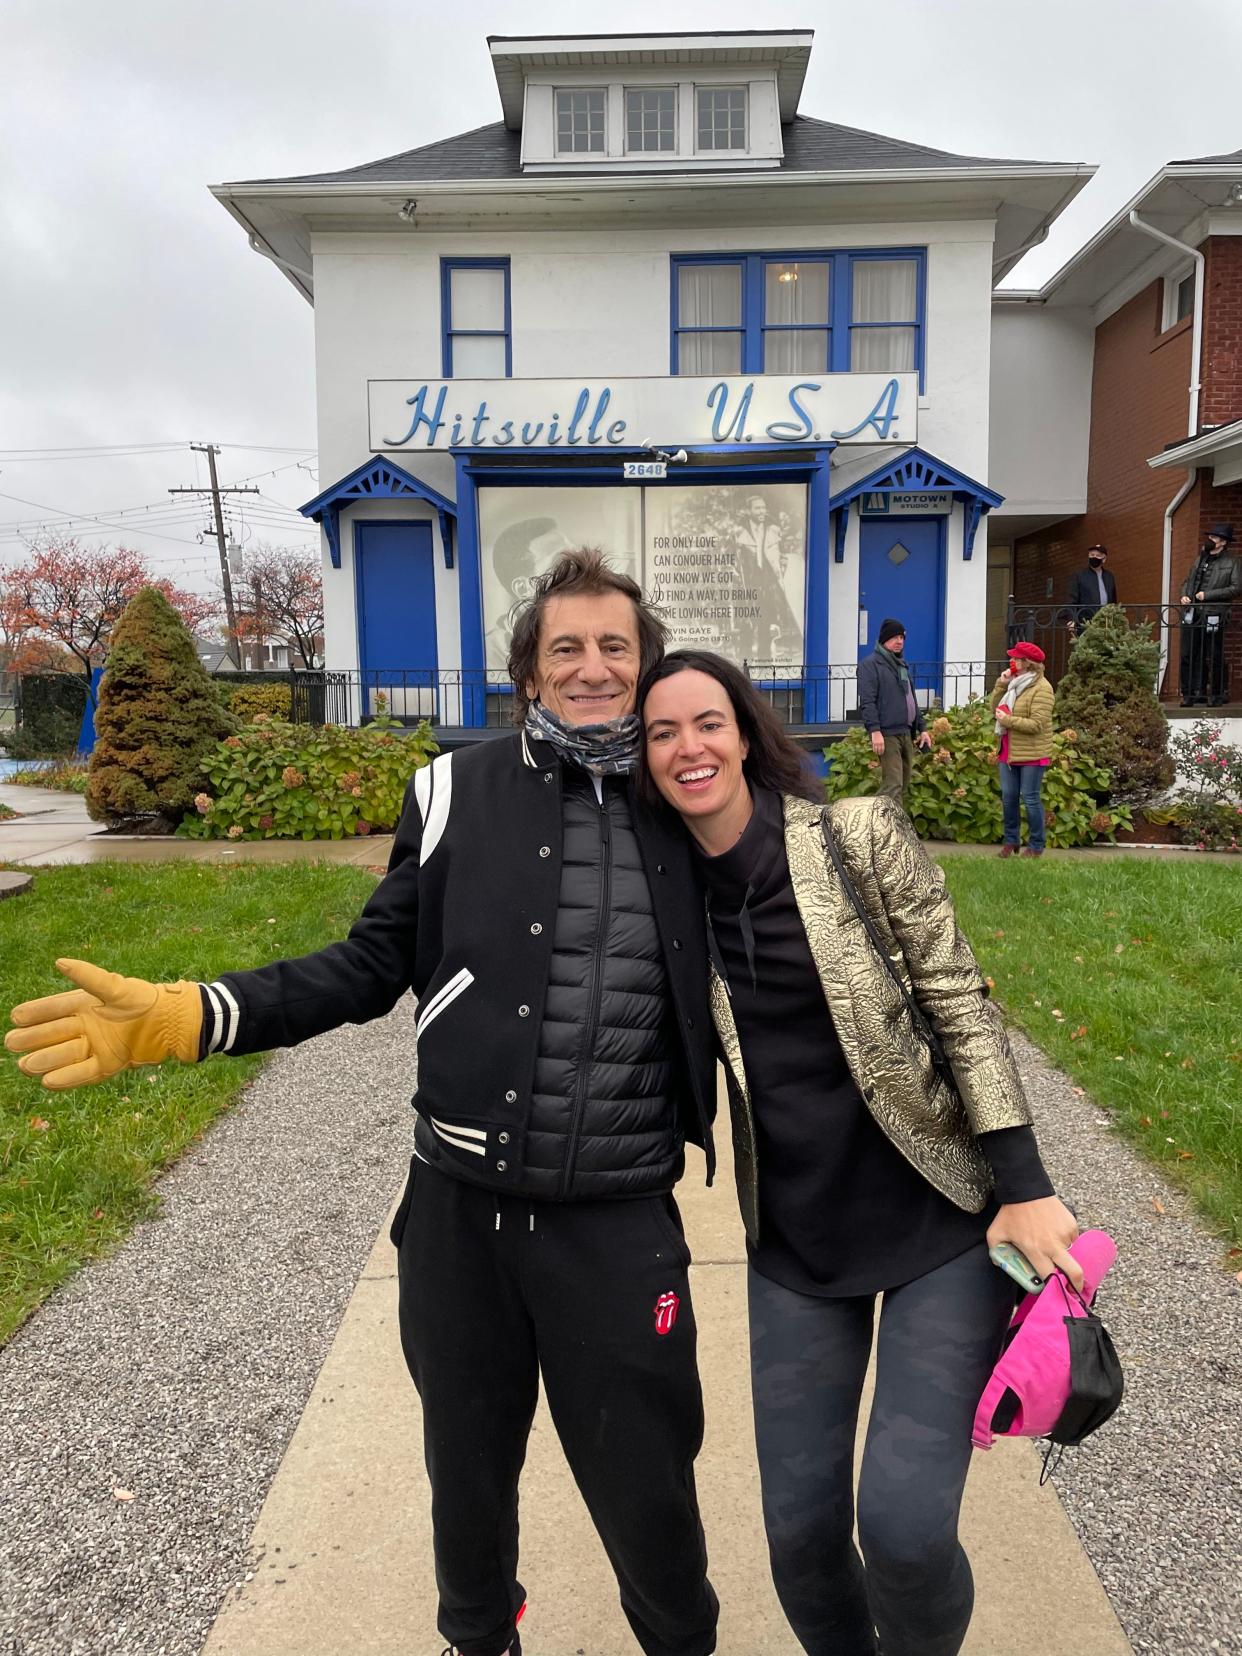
[{"left": 989, "top": 641, "right": 1055, "bottom": 859}]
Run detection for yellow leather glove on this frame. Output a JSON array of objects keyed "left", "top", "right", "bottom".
[{"left": 4, "top": 958, "right": 203, "bottom": 1091}]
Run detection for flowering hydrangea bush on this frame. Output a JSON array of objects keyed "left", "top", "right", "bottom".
[
  {"left": 1145, "top": 722, "right": 1242, "bottom": 852},
  {"left": 823, "top": 696, "right": 1131, "bottom": 847},
  {"left": 178, "top": 713, "right": 437, "bottom": 840}
]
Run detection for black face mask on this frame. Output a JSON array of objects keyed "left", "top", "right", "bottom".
[
  {"left": 1088, "top": 556, "right": 1105, "bottom": 568},
  {"left": 1050, "top": 1312, "right": 1125, "bottom": 1447}
]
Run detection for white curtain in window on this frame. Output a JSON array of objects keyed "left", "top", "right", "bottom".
[
  {"left": 679, "top": 264, "right": 742, "bottom": 328},
  {"left": 764, "top": 262, "right": 829, "bottom": 327},
  {"left": 679, "top": 332, "right": 742, "bottom": 374},
  {"left": 450, "top": 334, "right": 507, "bottom": 377},
  {"left": 451, "top": 268, "right": 505, "bottom": 330},
  {"left": 764, "top": 331, "right": 829, "bottom": 373},
  {"left": 852, "top": 260, "right": 917, "bottom": 324}
]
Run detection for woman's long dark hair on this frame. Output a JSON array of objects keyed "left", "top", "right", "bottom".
[{"left": 637, "top": 650, "right": 822, "bottom": 805}]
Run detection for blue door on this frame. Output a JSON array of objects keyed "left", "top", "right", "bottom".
[
  {"left": 355, "top": 520, "right": 438, "bottom": 720},
  {"left": 858, "top": 516, "right": 945, "bottom": 698}
]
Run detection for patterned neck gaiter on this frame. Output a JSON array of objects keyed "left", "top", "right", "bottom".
[{"left": 524, "top": 700, "right": 641, "bottom": 778}]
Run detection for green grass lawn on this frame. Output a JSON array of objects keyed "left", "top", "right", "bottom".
[
  {"left": 0, "top": 861, "right": 382, "bottom": 1342},
  {"left": 940, "top": 856, "right": 1242, "bottom": 1248}
]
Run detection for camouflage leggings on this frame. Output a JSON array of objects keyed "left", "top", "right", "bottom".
[{"left": 749, "top": 1244, "right": 1015, "bottom": 1656}]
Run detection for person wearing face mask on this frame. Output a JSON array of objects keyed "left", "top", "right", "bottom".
[
  {"left": 1179, "top": 524, "right": 1241, "bottom": 706},
  {"left": 1064, "top": 545, "right": 1117, "bottom": 637},
  {"left": 639, "top": 649, "right": 1077, "bottom": 1656}
]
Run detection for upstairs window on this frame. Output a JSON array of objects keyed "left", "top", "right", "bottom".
[
  {"left": 626, "top": 87, "right": 676, "bottom": 153},
  {"left": 556, "top": 88, "right": 605, "bottom": 155},
  {"left": 441, "top": 259, "right": 511, "bottom": 378},
  {"left": 672, "top": 250, "right": 926, "bottom": 387},
  {"left": 696, "top": 87, "right": 747, "bottom": 151},
  {"left": 1162, "top": 266, "right": 1195, "bottom": 331}
]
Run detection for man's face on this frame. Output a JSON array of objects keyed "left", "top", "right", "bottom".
[
  {"left": 883, "top": 633, "right": 905, "bottom": 655},
  {"left": 1088, "top": 549, "right": 1106, "bottom": 567},
  {"left": 1208, "top": 535, "right": 1227, "bottom": 555},
  {"left": 527, "top": 590, "right": 642, "bottom": 725},
  {"left": 747, "top": 498, "right": 767, "bottom": 523}
]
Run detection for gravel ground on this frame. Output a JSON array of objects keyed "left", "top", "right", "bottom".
[
  {"left": 1012, "top": 1029, "right": 1242, "bottom": 1656},
  {"left": 1, "top": 1010, "right": 1237, "bottom": 1656},
  {"left": 0, "top": 1002, "right": 416, "bottom": 1656}
]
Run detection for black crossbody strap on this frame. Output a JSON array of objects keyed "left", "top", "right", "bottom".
[{"left": 819, "top": 810, "right": 952, "bottom": 1082}]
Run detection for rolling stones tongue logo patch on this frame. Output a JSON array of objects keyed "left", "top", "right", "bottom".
[{"left": 654, "top": 1291, "right": 680, "bottom": 1336}]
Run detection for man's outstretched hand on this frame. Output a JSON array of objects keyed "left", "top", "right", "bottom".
[{"left": 5, "top": 960, "right": 203, "bottom": 1090}]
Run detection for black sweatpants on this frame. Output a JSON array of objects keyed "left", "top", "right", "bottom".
[{"left": 392, "top": 1158, "right": 718, "bottom": 1656}]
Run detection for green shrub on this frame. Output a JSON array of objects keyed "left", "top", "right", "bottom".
[
  {"left": 179, "top": 715, "right": 438, "bottom": 840},
  {"left": 87, "top": 589, "right": 236, "bottom": 823},
  {"left": 824, "top": 697, "right": 1131, "bottom": 847},
  {"left": 1052, "top": 607, "right": 1174, "bottom": 804},
  {"left": 8, "top": 674, "right": 89, "bottom": 759},
  {"left": 224, "top": 680, "right": 293, "bottom": 723}
]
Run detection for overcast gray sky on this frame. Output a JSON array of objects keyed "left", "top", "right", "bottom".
[{"left": 4, "top": 0, "right": 1241, "bottom": 592}]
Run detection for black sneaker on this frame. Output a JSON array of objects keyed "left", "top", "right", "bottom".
[{"left": 441, "top": 1603, "right": 525, "bottom": 1656}]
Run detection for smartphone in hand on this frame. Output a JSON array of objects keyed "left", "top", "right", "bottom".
[{"left": 989, "top": 1242, "right": 1043, "bottom": 1295}]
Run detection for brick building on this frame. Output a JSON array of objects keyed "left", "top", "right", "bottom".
[{"left": 988, "top": 149, "right": 1242, "bottom": 703}]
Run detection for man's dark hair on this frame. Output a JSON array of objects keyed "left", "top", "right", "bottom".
[
  {"left": 636, "top": 649, "right": 821, "bottom": 806},
  {"left": 506, "top": 547, "right": 667, "bottom": 724}
]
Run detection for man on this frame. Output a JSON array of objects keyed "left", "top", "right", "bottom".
[
  {"left": 1065, "top": 544, "right": 1117, "bottom": 635},
  {"left": 1180, "top": 524, "right": 1241, "bottom": 706},
  {"left": 734, "top": 493, "right": 801, "bottom": 660},
  {"left": 855, "top": 618, "right": 933, "bottom": 807},
  {"left": 5, "top": 551, "right": 720, "bottom": 1656}
]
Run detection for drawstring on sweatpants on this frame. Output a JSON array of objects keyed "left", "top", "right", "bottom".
[
  {"left": 494, "top": 1195, "right": 501, "bottom": 1233},
  {"left": 529, "top": 1204, "right": 535, "bottom": 1234},
  {"left": 494, "top": 1197, "right": 536, "bottom": 1234}
]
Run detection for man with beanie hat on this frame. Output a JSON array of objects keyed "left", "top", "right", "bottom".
[
  {"left": 856, "top": 619, "right": 933, "bottom": 808},
  {"left": 1180, "top": 524, "right": 1240, "bottom": 705}
]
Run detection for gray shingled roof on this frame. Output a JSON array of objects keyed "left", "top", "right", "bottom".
[
  {"left": 1170, "top": 146, "right": 1242, "bottom": 166},
  {"left": 231, "top": 115, "right": 1042, "bottom": 188}
]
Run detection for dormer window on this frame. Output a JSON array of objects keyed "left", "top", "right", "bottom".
[
  {"left": 696, "top": 87, "right": 747, "bottom": 152},
  {"left": 555, "top": 88, "right": 605, "bottom": 155},
  {"left": 626, "top": 87, "right": 676, "bottom": 154}
]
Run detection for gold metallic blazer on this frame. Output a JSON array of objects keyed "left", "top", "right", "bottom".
[{"left": 709, "top": 793, "right": 1032, "bottom": 1244}]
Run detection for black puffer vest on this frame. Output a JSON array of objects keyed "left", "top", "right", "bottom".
[{"left": 525, "top": 768, "right": 682, "bottom": 1200}]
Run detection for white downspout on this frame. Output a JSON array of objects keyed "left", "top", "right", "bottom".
[{"left": 1127, "top": 210, "right": 1205, "bottom": 687}]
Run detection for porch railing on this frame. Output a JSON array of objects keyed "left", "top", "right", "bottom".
[{"left": 1004, "top": 599, "right": 1194, "bottom": 689}]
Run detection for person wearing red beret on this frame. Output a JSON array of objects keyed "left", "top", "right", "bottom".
[{"left": 989, "top": 642, "right": 1054, "bottom": 858}]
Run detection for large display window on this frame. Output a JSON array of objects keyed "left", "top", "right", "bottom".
[{"left": 478, "top": 481, "right": 807, "bottom": 671}]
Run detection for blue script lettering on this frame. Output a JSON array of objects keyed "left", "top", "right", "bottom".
[
  {"left": 384, "top": 384, "right": 447, "bottom": 447},
  {"left": 830, "top": 379, "right": 902, "bottom": 442},
  {"left": 587, "top": 388, "right": 613, "bottom": 445},
  {"left": 494, "top": 420, "right": 516, "bottom": 446},
  {"left": 765, "top": 383, "right": 820, "bottom": 441},
  {"left": 707, "top": 380, "right": 754, "bottom": 442}
]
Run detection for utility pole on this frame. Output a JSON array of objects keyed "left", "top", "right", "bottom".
[{"left": 169, "top": 444, "right": 258, "bottom": 668}]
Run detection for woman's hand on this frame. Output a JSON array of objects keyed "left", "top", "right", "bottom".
[
  {"left": 987, "top": 1197, "right": 1083, "bottom": 1293},
  {"left": 994, "top": 707, "right": 1012, "bottom": 724}
]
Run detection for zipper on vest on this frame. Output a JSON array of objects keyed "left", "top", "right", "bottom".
[{"left": 560, "top": 792, "right": 613, "bottom": 1198}]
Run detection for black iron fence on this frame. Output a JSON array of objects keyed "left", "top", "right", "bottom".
[
  {"left": 743, "top": 661, "right": 994, "bottom": 726},
  {"left": 1005, "top": 599, "right": 1190, "bottom": 687}
]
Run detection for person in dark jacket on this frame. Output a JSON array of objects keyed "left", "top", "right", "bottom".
[
  {"left": 639, "top": 650, "right": 1078, "bottom": 1656},
  {"left": 1064, "top": 544, "right": 1117, "bottom": 635},
  {"left": 5, "top": 552, "right": 720, "bottom": 1656},
  {"left": 855, "top": 619, "right": 932, "bottom": 807},
  {"left": 1180, "top": 524, "right": 1241, "bottom": 705}
]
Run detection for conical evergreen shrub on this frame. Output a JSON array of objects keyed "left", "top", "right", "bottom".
[
  {"left": 87, "top": 587, "right": 234, "bottom": 823},
  {"left": 1052, "top": 606, "right": 1174, "bottom": 804}
]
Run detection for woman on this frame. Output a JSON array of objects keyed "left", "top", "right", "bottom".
[
  {"left": 989, "top": 641, "right": 1055, "bottom": 859},
  {"left": 639, "top": 650, "right": 1079, "bottom": 1656}
]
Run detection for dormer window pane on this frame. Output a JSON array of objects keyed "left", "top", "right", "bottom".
[
  {"left": 696, "top": 88, "right": 747, "bottom": 151},
  {"left": 556, "top": 89, "right": 606, "bottom": 154},
  {"left": 626, "top": 88, "right": 676, "bottom": 153}
]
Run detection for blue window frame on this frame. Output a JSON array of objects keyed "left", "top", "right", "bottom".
[
  {"left": 670, "top": 249, "right": 926, "bottom": 389},
  {"left": 441, "top": 258, "right": 512, "bottom": 379}
]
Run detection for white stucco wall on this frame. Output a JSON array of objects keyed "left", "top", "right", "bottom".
[
  {"left": 311, "top": 217, "right": 998, "bottom": 679},
  {"left": 989, "top": 299, "right": 1094, "bottom": 519}
]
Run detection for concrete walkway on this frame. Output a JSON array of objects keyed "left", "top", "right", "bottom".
[{"left": 200, "top": 1119, "right": 1130, "bottom": 1656}]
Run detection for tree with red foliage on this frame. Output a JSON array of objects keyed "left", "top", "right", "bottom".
[
  {"left": 4, "top": 537, "right": 217, "bottom": 678},
  {"left": 226, "top": 544, "right": 324, "bottom": 669}
]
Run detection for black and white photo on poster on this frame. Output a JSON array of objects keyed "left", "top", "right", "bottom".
[
  {"left": 477, "top": 482, "right": 806, "bottom": 671},
  {"left": 645, "top": 484, "right": 806, "bottom": 665},
  {"left": 477, "top": 487, "right": 640, "bottom": 672}
]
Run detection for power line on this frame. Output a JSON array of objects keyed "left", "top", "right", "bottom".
[
  {"left": 0, "top": 440, "right": 316, "bottom": 457},
  {"left": 169, "top": 444, "right": 261, "bottom": 666}
]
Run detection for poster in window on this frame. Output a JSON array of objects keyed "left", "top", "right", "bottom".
[
  {"left": 478, "top": 487, "right": 641, "bottom": 673},
  {"left": 645, "top": 484, "right": 806, "bottom": 666}
]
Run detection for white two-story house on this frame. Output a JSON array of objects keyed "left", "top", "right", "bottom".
[{"left": 212, "top": 29, "right": 1091, "bottom": 732}]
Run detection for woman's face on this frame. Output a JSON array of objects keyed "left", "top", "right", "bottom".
[{"left": 643, "top": 669, "right": 750, "bottom": 833}]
